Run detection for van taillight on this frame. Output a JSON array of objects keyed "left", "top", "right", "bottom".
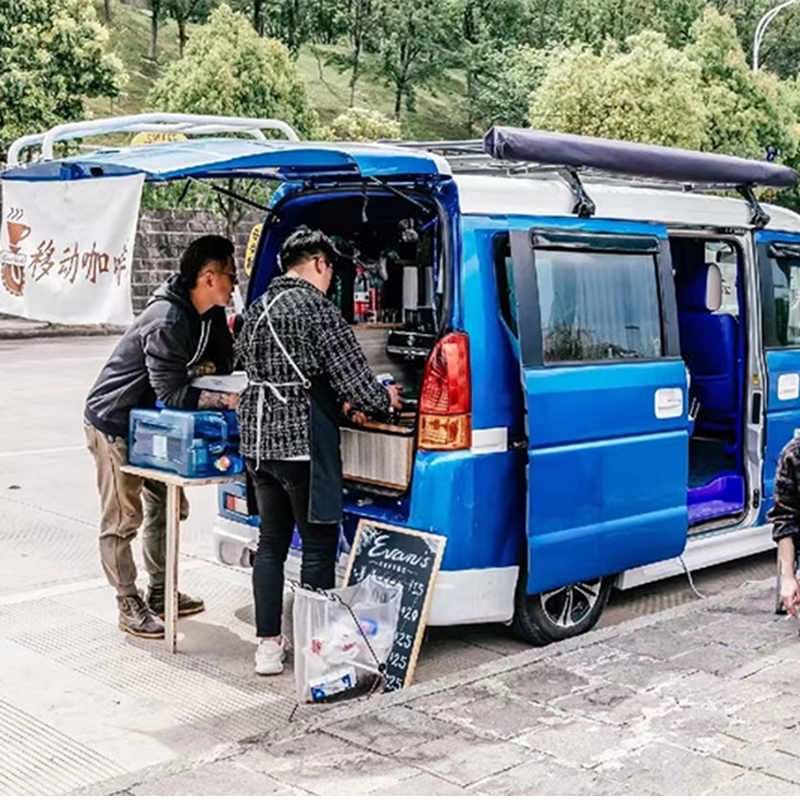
[
  {"left": 224, "top": 491, "right": 249, "bottom": 516},
  {"left": 418, "top": 332, "right": 471, "bottom": 451}
]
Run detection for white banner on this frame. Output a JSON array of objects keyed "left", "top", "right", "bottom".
[{"left": 0, "top": 173, "right": 145, "bottom": 325}]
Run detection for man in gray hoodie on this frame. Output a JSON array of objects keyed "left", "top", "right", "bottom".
[{"left": 84, "top": 235, "right": 239, "bottom": 638}]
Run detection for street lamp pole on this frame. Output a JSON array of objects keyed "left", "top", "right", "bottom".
[{"left": 753, "top": 0, "right": 799, "bottom": 71}]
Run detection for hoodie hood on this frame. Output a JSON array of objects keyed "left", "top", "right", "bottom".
[{"left": 148, "top": 274, "right": 196, "bottom": 315}]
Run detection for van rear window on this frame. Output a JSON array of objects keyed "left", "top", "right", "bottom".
[{"left": 536, "top": 249, "right": 663, "bottom": 363}]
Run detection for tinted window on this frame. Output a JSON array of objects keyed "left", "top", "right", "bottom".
[
  {"left": 536, "top": 249, "right": 663, "bottom": 363},
  {"left": 769, "top": 255, "right": 800, "bottom": 346},
  {"left": 493, "top": 234, "right": 518, "bottom": 336}
]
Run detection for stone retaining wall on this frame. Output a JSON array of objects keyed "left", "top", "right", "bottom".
[{"left": 132, "top": 210, "right": 259, "bottom": 313}]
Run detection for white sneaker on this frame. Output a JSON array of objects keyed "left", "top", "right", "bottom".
[{"left": 255, "top": 637, "right": 286, "bottom": 675}]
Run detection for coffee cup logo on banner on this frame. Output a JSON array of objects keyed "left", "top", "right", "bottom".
[{"left": 1, "top": 208, "right": 29, "bottom": 297}]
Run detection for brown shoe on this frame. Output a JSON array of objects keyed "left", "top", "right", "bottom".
[
  {"left": 117, "top": 594, "right": 165, "bottom": 639},
  {"left": 146, "top": 585, "right": 205, "bottom": 618}
]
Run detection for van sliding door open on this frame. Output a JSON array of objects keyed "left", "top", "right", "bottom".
[
  {"left": 509, "top": 221, "right": 689, "bottom": 595},
  {"left": 757, "top": 231, "right": 800, "bottom": 518}
]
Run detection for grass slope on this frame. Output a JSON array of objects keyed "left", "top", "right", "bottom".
[{"left": 89, "top": 0, "right": 469, "bottom": 140}]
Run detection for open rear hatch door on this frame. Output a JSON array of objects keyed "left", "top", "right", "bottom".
[{"left": 1, "top": 138, "right": 451, "bottom": 185}]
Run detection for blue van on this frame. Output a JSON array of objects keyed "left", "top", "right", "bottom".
[
  {"left": 7, "top": 118, "right": 800, "bottom": 644},
  {"left": 211, "top": 127, "right": 800, "bottom": 644}
]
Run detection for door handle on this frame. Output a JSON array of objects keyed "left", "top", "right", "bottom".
[{"left": 751, "top": 391, "right": 762, "bottom": 425}]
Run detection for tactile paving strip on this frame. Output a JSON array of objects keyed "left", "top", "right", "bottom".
[
  {"left": 0, "top": 498, "right": 101, "bottom": 597},
  {"left": 4, "top": 597, "right": 296, "bottom": 735},
  {"left": 0, "top": 700, "right": 124, "bottom": 795}
]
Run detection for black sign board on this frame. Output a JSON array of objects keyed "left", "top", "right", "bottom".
[{"left": 345, "top": 520, "right": 446, "bottom": 692}]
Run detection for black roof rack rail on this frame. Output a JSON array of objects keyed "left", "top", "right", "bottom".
[{"left": 384, "top": 128, "right": 796, "bottom": 227}]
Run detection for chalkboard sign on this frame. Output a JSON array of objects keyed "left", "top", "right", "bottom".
[{"left": 345, "top": 520, "right": 446, "bottom": 693}]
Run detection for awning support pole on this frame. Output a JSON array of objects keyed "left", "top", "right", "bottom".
[
  {"left": 188, "top": 177, "right": 280, "bottom": 221},
  {"left": 559, "top": 168, "right": 596, "bottom": 218},
  {"left": 737, "top": 184, "right": 770, "bottom": 228}
]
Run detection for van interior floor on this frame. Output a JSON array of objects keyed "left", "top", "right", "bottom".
[{"left": 688, "top": 437, "right": 745, "bottom": 525}]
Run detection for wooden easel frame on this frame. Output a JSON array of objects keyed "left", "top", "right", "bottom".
[{"left": 344, "top": 520, "right": 446, "bottom": 689}]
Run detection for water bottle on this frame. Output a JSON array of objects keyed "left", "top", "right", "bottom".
[{"left": 353, "top": 266, "right": 369, "bottom": 323}]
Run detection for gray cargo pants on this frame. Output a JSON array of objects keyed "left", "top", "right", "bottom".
[{"left": 84, "top": 422, "right": 189, "bottom": 597}]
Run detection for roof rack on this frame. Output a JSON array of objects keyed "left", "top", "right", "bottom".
[
  {"left": 6, "top": 113, "right": 300, "bottom": 168},
  {"left": 387, "top": 128, "right": 798, "bottom": 227}
]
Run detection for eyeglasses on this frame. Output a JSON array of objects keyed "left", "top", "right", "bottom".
[
  {"left": 316, "top": 255, "right": 334, "bottom": 273},
  {"left": 201, "top": 267, "right": 238, "bottom": 285},
  {"left": 216, "top": 269, "right": 238, "bottom": 285}
]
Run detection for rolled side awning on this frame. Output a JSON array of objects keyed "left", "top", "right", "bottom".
[{"left": 484, "top": 127, "right": 797, "bottom": 189}]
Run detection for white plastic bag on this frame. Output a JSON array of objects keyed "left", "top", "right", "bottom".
[{"left": 293, "top": 574, "right": 402, "bottom": 703}]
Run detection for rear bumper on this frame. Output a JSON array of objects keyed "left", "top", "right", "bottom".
[{"left": 212, "top": 516, "right": 517, "bottom": 626}]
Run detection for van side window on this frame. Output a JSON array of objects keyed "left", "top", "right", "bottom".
[
  {"left": 493, "top": 234, "right": 518, "bottom": 336},
  {"left": 768, "top": 254, "right": 800, "bottom": 346},
  {"left": 536, "top": 249, "right": 663, "bottom": 363}
]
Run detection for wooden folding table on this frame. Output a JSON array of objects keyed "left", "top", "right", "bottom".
[{"left": 120, "top": 465, "right": 244, "bottom": 653}]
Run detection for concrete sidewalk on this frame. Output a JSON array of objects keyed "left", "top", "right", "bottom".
[
  {"left": 81, "top": 577, "right": 800, "bottom": 796},
  {"left": 0, "top": 314, "right": 122, "bottom": 339}
]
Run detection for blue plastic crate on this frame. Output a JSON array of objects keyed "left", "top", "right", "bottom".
[{"left": 129, "top": 408, "right": 243, "bottom": 478}]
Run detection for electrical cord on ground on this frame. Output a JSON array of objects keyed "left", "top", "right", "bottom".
[{"left": 679, "top": 555, "right": 707, "bottom": 599}]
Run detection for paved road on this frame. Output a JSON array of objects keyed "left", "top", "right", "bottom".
[{"left": 0, "top": 335, "right": 778, "bottom": 794}]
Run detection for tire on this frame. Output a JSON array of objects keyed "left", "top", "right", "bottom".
[{"left": 511, "top": 574, "right": 614, "bottom": 646}]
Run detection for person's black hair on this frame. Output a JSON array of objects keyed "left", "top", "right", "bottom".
[
  {"left": 280, "top": 228, "right": 336, "bottom": 272},
  {"left": 180, "top": 235, "right": 235, "bottom": 289}
]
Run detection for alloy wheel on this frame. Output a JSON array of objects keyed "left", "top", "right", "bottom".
[{"left": 538, "top": 578, "right": 604, "bottom": 629}]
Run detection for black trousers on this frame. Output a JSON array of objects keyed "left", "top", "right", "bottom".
[{"left": 247, "top": 458, "right": 339, "bottom": 637}]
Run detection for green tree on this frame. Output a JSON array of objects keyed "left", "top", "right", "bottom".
[
  {"left": 148, "top": 4, "right": 317, "bottom": 233},
  {"left": 556, "top": 0, "right": 705, "bottom": 49},
  {"left": 165, "top": 0, "right": 218, "bottom": 57},
  {"left": 710, "top": 0, "right": 800, "bottom": 79},
  {"left": 306, "top": 0, "right": 344, "bottom": 46},
  {"left": 376, "top": 0, "right": 457, "bottom": 120},
  {"left": 0, "top": 0, "right": 126, "bottom": 159},
  {"left": 456, "top": 0, "right": 533, "bottom": 131},
  {"left": 685, "top": 7, "right": 797, "bottom": 161},
  {"left": 149, "top": 4, "right": 317, "bottom": 136},
  {"left": 254, "top": 0, "right": 312, "bottom": 55},
  {"left": 528, "top": 31, "right": 708, "bottom": 148},
  {"left": 525, "top": 0, "right": 568, "bottom": 48},
  {"left": 468, "top": 46, "right": 548, "bottom": 130},
  {"left": 327, "top": 0, "right": 383, "bottom": 106},
  {"left": 320, "top": 106, "right": 401, "bottom": 139},
  {"left": 148, "top": 0, "right": 164, "bottom": 60}
]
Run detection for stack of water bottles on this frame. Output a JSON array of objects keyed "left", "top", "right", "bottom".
[{"left": 128, "top": 408, "right": 244, "bottom": 478}]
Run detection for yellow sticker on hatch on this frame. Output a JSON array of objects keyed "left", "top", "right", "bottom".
[
  {"left": 130, "top": 132, "right": 187, "bottom": 146},
  {"left": 243, "top": 223, "right": 262, "bottom": 277}
]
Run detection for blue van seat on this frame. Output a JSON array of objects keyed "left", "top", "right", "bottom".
[{"left": 675, "top": 264, "right": 739, "bottom": 439}]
